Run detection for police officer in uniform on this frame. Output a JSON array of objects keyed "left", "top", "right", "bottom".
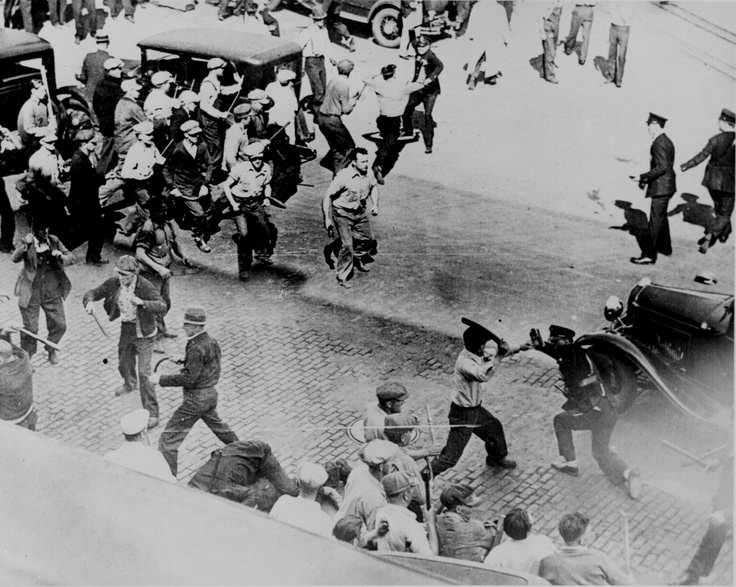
[{"left": 531, "top": 325, "right": 641, "bottom": 499}]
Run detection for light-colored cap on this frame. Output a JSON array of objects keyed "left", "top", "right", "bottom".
[
  {"left": 360, "top": 439, "right": 398, "bottom": 465},
  {"left": 276, "top": 69, "right": 296, "bottom": 83},
  {"left": 382, "top": 471, "right": 414, "bottom": 497},
  {"left": 207, "top": 57, "right": 227, "bottom": 70},
  {"left": 241, "top": 140, "right": 267, "bottom": 158},
  {"left": 120, "top": 409, "right": 150, "bottom": 435},
  {"left": 180, "top": 120, "right": 202, "bottom": 135},
  {"left": 39, "top": 131, "right": 58, "bottom": 144},
  {"left": 247, "top": 89, "right": 269, "bottom": 103},
  {"left": 297, "top": 462, "right": 328, "bottom": 488},
  {"left": 150, "top": 71, "right": 174, "bottom": 87},
  {"left": 121, "top": 79, "right": 141, "bottom": 93},
  {"left": 133, "top": 120, "right": 154, "bottom": 135},
  {"left": 103, "top": 57, "right": 124, "bottom": 71},
  {"left": 178, "top": 90, "right": 199, "bottom": 104}
]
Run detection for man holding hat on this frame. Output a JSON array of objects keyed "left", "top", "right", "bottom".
[
  {"left": 531, "top": 325, "right": 641, "bottom": 500},
  {"left": 104, "top": 408, "right": 176, "bottom": 483},
  {"left": 83, "top": 255, "right": 167, "bottom": 424},
  {"left": 401, "top": 37, "right": 443, "bottom": 154},
  {"left": 630, "top": 112, "right": 676, "bottom": 265},
  {"left": 144, "top": 71, "right": 180, "bottom": 123},
  {"left": 221, "top": 139, "right": 277, "bottom": 279},
  {"left": 114, "top": 79, "right": 147, "bottom": 159},
  {"left": 680, "top": 108, "right": 735, "bottom": 253},
  {"left": 163, "top": 119, "right": 216, "bottom": 253},
  {"left": 265, "top": 69, "right": 299, "bottom": 144},
  {"left": 222, "top": 103, "right": 253, "bottom": 172},
  {"left": 198, "top": 57, "right": 242, "bottom": 170},
  {"left": 429, "top": 317, "right": 531, "bottom": 476},
  {"left": 373, "top": 470, "right": 439, "bottom": 554},
  {"left": 150, "top": 307, "right": 239, "bottom": 477},
  {"left": 78, "top": 34, "right": 111, "bottom": 101},
  {"left": 364, "top": 63, "right": 422, "bottom": 183},
  {"left": 299, "top": 5, "right": 333, "bottom": 109},
  {"left": 269, "top": 461, "right": 333, "bottom": 538},
  {"left": 93, "top": 57, "right": 125, "bottom": 173},
  {"left": 170, "top": 90, "right": 199, "bottom": 145}
]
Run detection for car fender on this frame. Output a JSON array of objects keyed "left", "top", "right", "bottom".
[{"left": 577, "top": 332, "right": 731, "bottom": 430}]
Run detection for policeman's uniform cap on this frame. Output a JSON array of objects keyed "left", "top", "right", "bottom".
[
  {"left": 416, "top": 37, "right": 430, "bottom": 47},
  {"left": 207, "top": 57, "right": 227, "bottom": 70},
  {"left": 133, "top": 120, "right": 154, "bottom": 135},
  {"left": 120, "top": 409, "right": 150, "bottom": 435},
  {"left": 297, "top": 462, "right": 329, "bottom": 487},
  {"left": 694, "top": 270, "right": 718, "bottom": 285},
  {"left": 115, "top": 255, "right": 138, "bottom": 275},
  {"left": 360, "top": 439, "right": 398, "bottom": 465},
  {"left": 178, "top": 90, "right": 199, "bottom": 104},
  {"left": 720, "top": 108, "right": 736, "bottom": 124},
  {"left": 376, "top": 381, "right": 408, "bottom": 401},
  {"left": 180, "top": 120, "right": 202, "bottom": 135},
  {"left": 311, "top": 5, "right": 326, "bottom": 19},
  {"left": 233, "top": 103, "right": 253, "bottom": 120},
  {"left": 247, "top": 89, "right": 270, "bottom": 103},
  {"left": 183, "top": 307, "right": 207, "bottom": 325},
  {"left": 380, "top": 64, "right": 396, "bottom": 77},
  {"left": 276, "top": 69, "right": 297, "bottom": 83},
  {"left": 40, "top": 131, "right": 58, "bottom": 144},
  {"left": 549, "top": 325, "right": 576, "bottom": 340},
  {"left": 103, "top": 57, "right": 124, "bottom": 71},
  {"left": 382, "top": 471, "right": 414, "bottom": 496},
  {"left": 95, "top": 33, "right": 110, "bottom": 44},
  {"left": 646, "top": 112, "right": 667, "bottom": 127},
  {"left": 121, "top": 79, "right": 141, "bottom": 93},
  {"left": 150, "top": 71, "right": 173, "bottom": 87}
]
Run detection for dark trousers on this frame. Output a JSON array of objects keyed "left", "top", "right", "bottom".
[
  {"left": 332, "top": 208, "right": 374, "bottom": 283},
  {"left": 97, "top": 135, "right": 117, "bottom": 175},
  {"left": 317, "top": 113, "right": 355, "bottom": 174},
  {"left": 4, "top": 0, "right": 34, "bottom": 32},
  {"left": 708, "top": 189, "right": 734, "bottom": 244},
  {"left": 159, "top": 387, "right": 239, "bottom": 476},
  {"left": 0, "top": 180, "right": 15, "bottom": 250},
  {"left": 564, "top": 5, "right": 594, "bottom": 63},
  {"left": 200, "top": 114, "right": 224, "bottom": 172},
  {"left": 19, "top": 283, "right": 66, "bottom": 356},
  {"left": 140, "top": 270, "right": 170, "bottom": 335},
  {"left": 607, "top": 24, "right": 629, "bottom": 86},
  {"left": 109, "top": 0, "right": 134, "bottom": 17},
  {"left": 305, "top": 56, "right": 327, "bottom": 107},
  {"left": 232, "top": 206, "right": 277, "bottom": 274},
  {"left": 553, "top": 398, "right": 629, "bottom": 483},
  {"left": 374, "top": 115, "right": 401, "bottom": 176},
  {"left": 118, "top": 322, "right": 158, "bottom": 418},
  {"left": 72, "top": 0, "right": 97, "bottom": 39},
  {"left": 542, "top": 8, "right": 561, "bottom": 82},
  {"left": 402, "top": 90, "right": 439, "bottom": 149},
  {"left": 47, "top": 0, "right": 65, "bottom": 24},
  {"left": 81, "top": 209, "right": 105, "bottom": 262},
  {"left": 686, "top": 518, "right": 732, "bottom": 578},
  {"left": 430, "top": 403, "right": 508, "bottom": 476},
  {"left": 642, "top": 195, "right": 672, "bottom": 259}
]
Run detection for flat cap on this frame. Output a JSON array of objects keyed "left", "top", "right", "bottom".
[
  {"left": 247, "top": 89, "right": 270, "bottom": 103},
  {"left": 180, "top": 120, "right": 202, "bottom": 135},
  {"left": 178, "top": 90, "right": 199, "bottom": 104},
  {"left": 207, "top": 57, "right": 227, "bottom": 70},
  {"left": 297, "top": 462, "right": 329, "bottom": 487},
  {"left": 103, "top": 57, "right": 124, "bottom": 71},
  {"left": 183, "top": 307, "right": 207, "bottom": 325},
  {"left": 311, "top": 5, "right": 326, "bottom": 19},
  {"left": 120, "top": 79, "right": 141, "bottom": 93},
  {"left": 75, "top": 128, "right": 96, "bottom": 143},
  {"left": 39, "top": 131, "right": 58, "bottom": 144},
  {"left": 276, "top": 69, "right": 297, "bottom": 83},
  {"left": 549, "top": 325, "right": 576, "bottom": 340},
  {"left": 376, "top": 381, "right": 408, "bottom": 401},
  {"left": 115, "top": 255, "right": 138, "bottom": 274},
  {"left": 120, "top": 409, "right": 150, "bottom": 435},
  {"left": 382, "top": 471, "right": 414, "bottom": 497},
  {"left": 380, "top": 63, "right": 396, "bottom": 77},
  {"left": 241, "top": 140, "right": 267, "bottom": 158},
  {"left": 360, "top": 439, "right": 398, "bottom": 465},
  {"left": 150, "top": 71, "right": 173, "bottom": 87},
  {"left": 646, "top": 112, "right": 667, "bottom": 127},
  {"left": 720, "top": 108, "right": 735, "bottom": 124},
  {"left": 133, "top": 120, "right": 154, "bottom": 135},
  {"left": 233, "top": 102, "right": 253, "bottom": 120},
  {"left": 440, "top": 484, "right": 478, "bottom": 509}
]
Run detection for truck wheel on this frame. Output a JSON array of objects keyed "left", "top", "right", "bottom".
[
  {"left": 596, "top": 355, "right": 639, "bottom": 414},
  {"left": 371, "top": 7, "right": 401, "bottom": 48}
]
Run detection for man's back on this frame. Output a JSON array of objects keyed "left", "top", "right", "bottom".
[{"left": 539, "top": 546, "right": 632, "bottom": 585}]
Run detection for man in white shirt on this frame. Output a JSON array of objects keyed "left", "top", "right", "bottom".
[
  {"left": 104, "top": 408, "right": 176, "bottom": 483},
  {"left": 602, "top": 1, "right": 633, "bottom": 87},
  {"left": 270, "top": 462, "right": 333, "bottom": 537},
  {"left": 198, "top": 58, "right": 242, "bottom": 170},
  {"left": 299, "top": 6, "right": 334, "bottom": 108},
  {"left": 265, "top": 69, "right": 299, "bottom": 144},
  {"left": 121, "top": 121, "right": 166, "bottom": 231},
  {"left": 484, "top": 507, "right": 556, "bottom": 574},
  {"left": 144, "top": 71, "right": 180, "bottom": 123}
]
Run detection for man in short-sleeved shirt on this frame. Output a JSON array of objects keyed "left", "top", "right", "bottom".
[{"left": 318, "top": 59, "right": 359, "bottom": 174}]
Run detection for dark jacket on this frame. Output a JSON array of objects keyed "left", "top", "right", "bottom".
[
  {"left": 93, "top": 75, "right": 124, "bottom": 137},
  {"left": 412, "top": 49, "right": 443, "bottom": 95},
  {"left": 79, "top": 49, "right": 111, "bottom": 103},
  {"left": 681, "top": 131, "right": 735, "bottom": 193},
  {"left": 11, "top": 235, "right": 73, "bottom": 309},
  {"left": 159, "top": 331, "right": 221, "bottom": 390},
  {"left": 82, "top": 275, "right": 166, "bottom": 337},
  {"left": 169, "top": 107, "right": 197, "bottom": 145},
  {"left": 163, "top": 141, "right": 213, "bottom": 200},
  {"left": 68, "top": 148, "right": 104, "bottom": 219},
  {"left": 639, "top": 133, "right": 676, "bottom": 197}
]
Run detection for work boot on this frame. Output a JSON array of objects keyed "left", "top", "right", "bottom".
[
  {"left": 551, "top": 457, "right": 579, "bottom": 476},
  {"left": 487, "top": 456, "right": 517, "bottom": 469},
  {"left": 625, "top": 468, "right": 642, "bottom": 500},
  {"left": 47, "top": 349, "right": 59, "bottom": 365}
]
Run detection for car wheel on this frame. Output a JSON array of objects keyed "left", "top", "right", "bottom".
[
  {"left": 591, "top": 353, "right": 639, "bottom": 414},
  {"left": 371, "top": 7, "right": 401, "bottom": 48}
]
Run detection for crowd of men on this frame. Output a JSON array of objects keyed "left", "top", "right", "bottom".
[{"left": 0, "top": 0, "right": 733, "bottom": 584}]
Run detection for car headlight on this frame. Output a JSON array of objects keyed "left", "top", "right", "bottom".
[{"left": 604, "top": 296, "right": 624, "bottom": 321}]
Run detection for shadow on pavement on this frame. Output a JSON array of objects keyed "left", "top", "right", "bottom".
[
  {"left": 609, "top": 199, "right": 650, "bottom": 254},
  {"left": 668, "top": 193, "right": 714, "bottom": 231}
]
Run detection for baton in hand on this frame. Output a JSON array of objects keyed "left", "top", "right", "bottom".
[{"left": 89, "top": 308, "right": 110, "bottom": 338}]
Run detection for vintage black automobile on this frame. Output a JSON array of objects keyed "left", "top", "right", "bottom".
[{"left": 576, "top": 279, "right": 733, "bottom": 430}]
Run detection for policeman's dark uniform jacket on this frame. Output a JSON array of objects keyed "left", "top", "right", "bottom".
[
  {"left": 534, "top": 325, "right": 630, "bottom": 484},
  {"left": 157, "top": 308, "right": 239, "bottom": 477},
  {"left": 12, "top": 232, "right": 72, "bottom": 359},
  {"left": 93, "top": 69, "right": 124, "bottom": 172},
  {"left": 636, "top": 113, "right": 676, "bottom": 262},
  {"left": 0, "top": 343, "right": 37, "bottom": 430},
  {"left": 680, "top": 108, "right": 736, "bottom": 249},
  {"left": 78, "top": 41, "right": 111, "bottom": 103},
  {"left": 429, "top": 318, "right": 518, "bottom": 476},
  {"left": 82, "top": 259, "right": 166, "bottom": 420},
  {"left": 68, "top": 133, "right": 105, "bottom": 263},
  {"left": 401, "top": 39, "right": 443, "bottom": 153},
  {"left": 189, "top": 440, "right": 298, "bottom": 512}
]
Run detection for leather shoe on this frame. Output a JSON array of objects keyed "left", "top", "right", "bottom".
[
  {"left": 323, "top": 245, "right": 335, "bottom": 270},
  {"left": 626, "top": 468, "right": 642, "bottom": 500},
  {"left": 47, "top": 349, "right": 59, "bottom": 365},
  {"left": 630, "top": 256, "right": 656, "bottom": 265},
  {"left": 114, "top": 385, "right": 134, "bottom": 397},
  {"left": 486, "top": 457, "right": 517, "bottom": 469},
  {"left": 337, "top": 279, "right": 352, "bottom": 289},
  {"left": 194, "top": 237, "right": 212, "bottom": 253},
  {"left": 239, "top": 271, "right": 251, "bottom": 281},
  {"left": 425, "top": 147, "right": 433, "bottom": 154},
  {"left": 551, "top": 461, "right": 579, "bottom": 476}
]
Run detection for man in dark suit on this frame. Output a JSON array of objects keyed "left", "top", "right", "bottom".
[
  {"left": 11, "top": 222, "right": 74, "bottom": 364},
  {"left": 83, "top": 255, "right": 167, "bottom": 427},
  {"left": 401, "top": 37, "right": 443, "bottom": 154},
  {"left": 631, "top": 112, "right": 676, "bottom": 265},
  {"left": 93, "top": 58, "right": 125, "bottom": 174},
  {"left": 77, "top": 34, "right": 111, "bottom": 102},
  {"left": 680, "top": 108, "right": 735, "bottom": 253}
]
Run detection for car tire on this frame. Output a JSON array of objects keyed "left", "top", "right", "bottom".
[
  {"left": 590, "top": 352, "right": 639, "bottom": 414},
  {"left": 371, "top": 7, "right": 401, "bottom": 48}
]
